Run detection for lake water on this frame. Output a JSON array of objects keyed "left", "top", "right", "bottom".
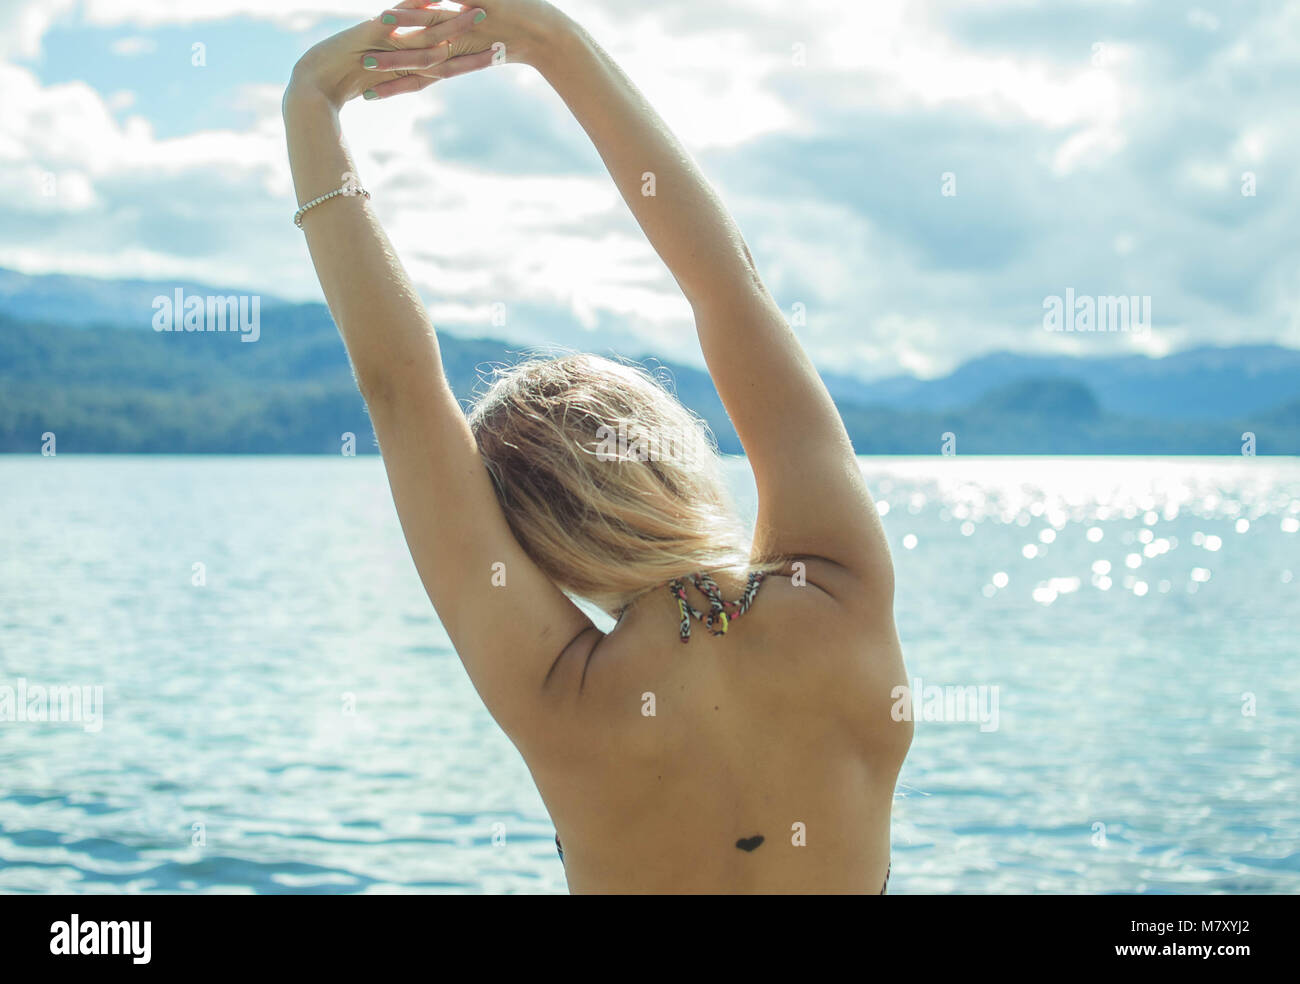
[{"left": 1, "top": 455, "right": 1297, "bottom": 894}]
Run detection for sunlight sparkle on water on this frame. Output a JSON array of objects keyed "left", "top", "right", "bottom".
[{"left": 857, "top": 457, "right": 1298, "bottom": 609}]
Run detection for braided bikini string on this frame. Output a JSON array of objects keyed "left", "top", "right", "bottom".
[{"left": 669, "top": 572, "right": 766, "bottom": 643}]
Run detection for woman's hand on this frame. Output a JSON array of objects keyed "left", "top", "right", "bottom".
[
  {"left": 364, "top": 0, "right": 574, "bottom": 81},
  {"left": 287, "top": 5, "right": 490, "bottom": 109}
]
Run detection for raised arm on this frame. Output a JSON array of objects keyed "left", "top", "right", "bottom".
[
  {"left": 283, "top": 12, "right": 594, "bottom": 739},
  {"left": 526, "top": 10, "right": 895, "bottom": 604}
]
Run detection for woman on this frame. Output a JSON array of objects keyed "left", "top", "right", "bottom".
[{"left": 285, "top": 0, "right": 911, "bottom": 894}]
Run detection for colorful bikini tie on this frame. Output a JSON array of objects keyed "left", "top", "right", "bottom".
[{"left": 668, "top": 571, "right": 766, "bottom": 643}]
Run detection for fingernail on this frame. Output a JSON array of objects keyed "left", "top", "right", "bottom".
[
  {"left": 363, "top": 56, "right": 378, "bottom": 69},
  {"left": 381, "top": 13, "right": 396, "bottom": 25},
  {"left": 474, "top": 10, "right": 487, "bottom": 23},
  {"left": 363, "top": 89, "right": 378, "bottom": 100}
]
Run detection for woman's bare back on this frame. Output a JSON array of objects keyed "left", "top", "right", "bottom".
[{"left": 522, "top": 561, "right": 912, "bottom": 894}]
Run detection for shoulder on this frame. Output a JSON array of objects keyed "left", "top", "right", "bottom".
[
  {"left": 745, "top": 558, "right": 910, "bottom": 746},
  {"left": 756, "top": 555, "right": 895, "bottom": 643}
]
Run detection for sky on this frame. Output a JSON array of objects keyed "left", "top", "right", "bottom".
[{"left": 1, "top": 0, "right": 1297, "bottom": 379}]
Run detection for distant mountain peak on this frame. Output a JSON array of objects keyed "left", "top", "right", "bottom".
[{"left": 974, "top": 377, "right": 1102, "bottom": 420}]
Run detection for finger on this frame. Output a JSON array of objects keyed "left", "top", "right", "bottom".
[
  {"left": 388, "top": 5, "right": 460, "bottom": 35},
  {"left": 393, "top": 20, "right": 475, "bottom": 48},
  {"left": 379, "top": 5, "right": 484, "bottom": 38},
  {"left": 389, "top": 0, "right": 461, "bottom": 21},
  {"left": 429, "top": 48, "right": 497, "bottom": 80},
  {"left": 364, "top": 42, "right": 454, "bottom": 73},
  {"left": 365, "top": 74, "right": 440, "bottom": 100}
]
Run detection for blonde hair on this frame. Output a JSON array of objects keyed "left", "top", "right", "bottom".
[{"left": 467, "top": 353, "right": 779, "bottom": 613}]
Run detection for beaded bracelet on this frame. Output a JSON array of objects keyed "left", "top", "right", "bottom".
[{"left": 293, "top": 182, "right": 371, "bottom": 228}]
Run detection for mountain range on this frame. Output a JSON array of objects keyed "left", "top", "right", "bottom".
[{"left": 0, "top": 268, "right": 1296, "bottom": 455}]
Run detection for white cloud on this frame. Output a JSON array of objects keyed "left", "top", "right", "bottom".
[
  {"left": 0, "top": 0, "right": 1296, "bottom": 374},
  {"left": 0, "top": 0, "right": 77, "bottom": 58},
  {"left": 76, "top": 0, "right": 369, "bottom": 29}
]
